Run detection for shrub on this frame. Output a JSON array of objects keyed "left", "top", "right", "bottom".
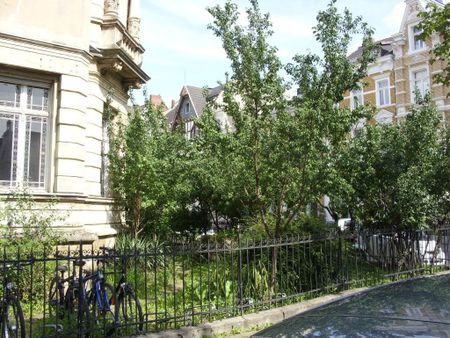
[{"left": 0, "top": 188, "right": 64, "bottom": 256}]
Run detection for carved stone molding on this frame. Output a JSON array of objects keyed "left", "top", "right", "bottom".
[
  {"left": 127, "top": 17, "right": 141, "bottom": 41},
  {"left": 99, "top": 61, "right": 123, "bottom": 75},
  {"left": 104, "top": 0, "right": 118, "bottom": 18}
]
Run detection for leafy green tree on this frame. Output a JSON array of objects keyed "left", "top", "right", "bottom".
[
  {"left": 206, "top": 0, "right": 374, "bottom": 239},
  {"left": 206, "top": 0, "right": 375, "bottom": 294},
  {"left": 285, "top": 0, "right": 376, "bottom": 223},
  {"left": 106, "top": 98, "right": 188, "bottom": 238},
  {"left": 207, "top": 0, "right": 289, "bottom": 239},
  {"left": 329, "top": 95, "right": 448, "bottom": 231},
  {"left": 419, "top": 2, "right": 450, "bottom": 88}
]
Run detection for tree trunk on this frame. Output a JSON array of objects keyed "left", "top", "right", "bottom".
[{"left": 269, "top": 245, "right": 278, "bottom": 300}]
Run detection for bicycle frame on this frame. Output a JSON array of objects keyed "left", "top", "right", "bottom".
[{"left": 89, "top": 271, "right": 111, "bottom": 312}]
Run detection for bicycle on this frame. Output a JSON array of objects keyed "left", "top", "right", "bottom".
[
  {"left": 100, "top": 247, "right": 144, "bottom": 335},
  {"left": 86, "top": 256, "right": 116, "bottom": 336},
  {"left": 0, "top": 258, "right": 34, "bottom": 338},
  {"left": 47, "top": 256, "right": 92, "bottom": 338}
]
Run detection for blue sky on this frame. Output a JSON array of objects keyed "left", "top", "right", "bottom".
[{"left": 138, "top": 0, "right": 407, "bottom": 106}]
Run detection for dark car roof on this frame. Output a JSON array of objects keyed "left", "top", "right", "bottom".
[{"left": 254, "top": 273, "right": 450, "bottom": 337}]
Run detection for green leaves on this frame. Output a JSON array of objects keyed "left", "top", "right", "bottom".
[
  {"left": 107, "top": 99, "right": 191, "bottom": 238},
  {"left": 203, "top": 0, "right": 374, "bottom": 238},
  {"left": 0, "top": 188, "right": 64, "bottom": 254},
  {"left": 330, "top": 97, "right": 449, "bottom": 231}
]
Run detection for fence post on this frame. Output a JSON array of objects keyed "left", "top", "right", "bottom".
[
  {"left": 78, "top": 241, "right": 83, "bottom": 338},
  {"left": 338, "top": 230, "right": 344, "bottom": 290},
  {"left": 237, "top": 226, "right": 244, "bottom": 316}
]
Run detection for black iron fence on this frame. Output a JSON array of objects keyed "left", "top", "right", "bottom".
[{"left": 1, "top": 228, "right": 450, "bottom": 337}]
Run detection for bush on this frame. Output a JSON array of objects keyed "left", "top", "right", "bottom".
[
  {"left": 0, "top": 189, "right": 64, "bottom": 255},
  {"left": 115, "top": 234, "right": 165, "bottom": 270}
]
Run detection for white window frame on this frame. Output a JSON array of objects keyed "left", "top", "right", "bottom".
[
  {"left": 375, "top": 78, "right": 391, "bottom": 107},
  {"left": 410, "top": 67, "right": 430, "bottom": 103},
  {"left": 350, "top": 87, "right": 364, "bottom": 110},
  {"left": 0, "top": 76, "right": 52, "bottom": 191},
  {"left": 185, "top": 120, "right": 194, "bottom": 140},
  {"left": 409, "top": 23, "right": 426, "bottom": 53}
]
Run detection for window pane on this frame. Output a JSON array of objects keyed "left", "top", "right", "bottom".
[
  {"left": 0, "top": 113, "right": 19, "bottom": 185},
  {"left": 378, "top": 80, "right": 389, "bottom": 106},
  {"left": 27, "top": 87, "right": 48, "bottom": 111},
  {"left": 380, "top": 91, "right": 385, "bottom": 106},
  {"left": 413, "top": 70, "right": 429, "bottom": 99},
  {"left": 414, "top": 38, "right": 424, "bottom": 50},
  {"left": 379, "top": 79, "right": 388, "bottom": 88},
  {"left": 414, "top": 70, "right": 427, "bottom": 81},
  {"left": 0, "top": 82, "right": 20, "bottom": 108},
  {"left": 24, "top": 116, "right": 47, "bottom": 187},
  {"left": 101, "top": 116, "right": 110, "bottom": 197},
  {"left": 413, "top": 26, "right": 424, "bottom": 50},
  {"left": 351, "top": 89, "right": 363, "bottom": 109}
]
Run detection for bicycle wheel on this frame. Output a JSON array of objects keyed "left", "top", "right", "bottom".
[
  {"left": 114, "top": 286, "right": 144, "bottom": 334},
  {"left": 1, "top": 297, "right": 26, "bottom": 338},
  {"left": 89, "top": 282, "right": 116, "bottom": 336},
  {"left": 48, "top": 277, "right": 65, "bottom": 319}
]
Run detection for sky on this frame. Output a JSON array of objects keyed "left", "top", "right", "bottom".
[{"left": 138, "top": 0, "right": 407, "bottom": 106}]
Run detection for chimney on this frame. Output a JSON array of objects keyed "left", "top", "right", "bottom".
[{"left": 171, "top": 99, "right": 176, "bottom": 108}]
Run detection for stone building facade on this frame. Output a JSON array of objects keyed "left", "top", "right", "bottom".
[
  {"left": 0, "top": 0, "right": 149, "bottom": 244},
  {"left": 341, "top": 0, "right": 449, "bottom": 130}
]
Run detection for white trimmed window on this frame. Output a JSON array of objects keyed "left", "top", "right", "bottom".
[
  {"left": 412, "top": 26, "right": 425, "bottom": 51},
  {"left": 350, "top": 88, "right": 364, "bottom": 110},
  {"left": 411, "top": 69, "right": 429, "bottom": 102},
  {"left": 185, "top": 120, "right": 194, "bottom": 140},
  {"left": 0, "top": 80, "right": 50, "bottom": 189},
  {"left": 376, "top": 78, "right": 390, "bottom": 107}
]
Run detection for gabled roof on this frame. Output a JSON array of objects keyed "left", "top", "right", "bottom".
[
  {"left": 348, "top": 37, "right": 394, "bottom": 62},
  {"left": 182, "top": 85, "right": 222, "bottom": 117},
  {"left": 165, "top": 85, "right": 223, "bottom": 128}
]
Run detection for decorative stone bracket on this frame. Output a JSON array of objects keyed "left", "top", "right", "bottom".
[{"left": 93, "top": 48, "right": 149, "bottom": 90}]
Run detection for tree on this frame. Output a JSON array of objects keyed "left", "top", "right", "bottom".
[
  {"left": 285, "top": 0, "right": 376, "bottom": 222},
  {"left": 419, "top": 2, "right": 450, "bottom": 88},
  {"left": 329, "top": 95, "right": 449, "bottom": 231},
  {"left": 207, "top": 0, "right": 288, "bottom": 239},
  {"left": 206, "top": 0, "right": 375, "bottom": 294},
  {"left": 206, "top": 0, "right": 374, "bottom": 238},
  {"left": 106, "top": 98, "right": 188, "bottom": 239}
]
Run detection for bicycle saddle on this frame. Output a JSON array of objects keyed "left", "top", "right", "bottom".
[
  {"left": 73, "top": 259, "right": 86, "bottom": 267},
  {"left": 56, "top": 265, "right": 68, "bottom": 273}
]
